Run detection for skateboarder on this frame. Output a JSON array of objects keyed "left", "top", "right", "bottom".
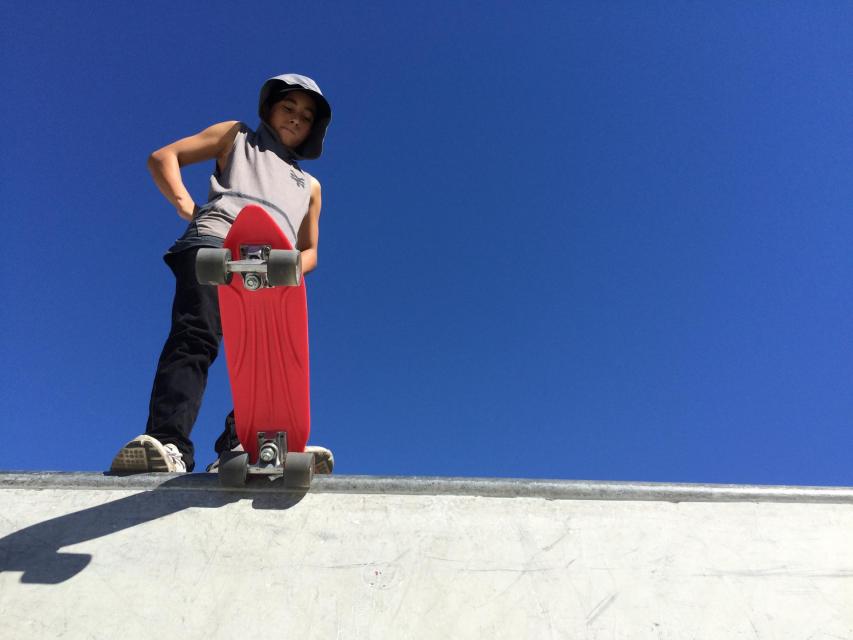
[{"left": 111, "top": 73, "right": 333, "bottom": 474}]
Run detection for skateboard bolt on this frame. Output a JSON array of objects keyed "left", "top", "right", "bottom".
[
  {"left": 259, "top": 446, "right": 277, "bottom": 463},
  {"left": 244, "top": 273, "right": 262, "bottom": 290}
]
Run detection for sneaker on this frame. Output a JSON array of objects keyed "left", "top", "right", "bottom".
[
  {"left": 110, "top": 435, "right": 187, "bottom": 473},
  {"left": 205, "top": 444, "right": 245, "bottom": 472},
  {"left": 305, "top": 445, "right": 334, "bottom": 474}
]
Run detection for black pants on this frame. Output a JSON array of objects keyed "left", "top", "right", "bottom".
[{"left": 145, "top": 248, "right": 237, "bottom": 471}]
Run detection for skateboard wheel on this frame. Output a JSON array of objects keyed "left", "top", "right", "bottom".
[
  {"left": 283, "top": 452, "right": 313, "bottom": 489},
  {"left": 218, "top": 451, "right": 249, "bottom": 487},
  {"left": 267, "top": 250, "right": 302, "bottom": 287},
  {"left": 196, "top": 248, "right": 232, "bottom": 285}
]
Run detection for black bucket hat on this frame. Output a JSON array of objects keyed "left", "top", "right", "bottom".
[{"left": 258, "top": 73, "right": 332, "bottom": 160}]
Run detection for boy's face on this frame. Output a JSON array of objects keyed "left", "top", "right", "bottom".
[{"left": 267, "top": 91, "right": 316, "bottom": 149}]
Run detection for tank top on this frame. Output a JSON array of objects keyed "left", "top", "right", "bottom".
[{"left": 175, "top": 121, "right": 312, "bottom": 250}]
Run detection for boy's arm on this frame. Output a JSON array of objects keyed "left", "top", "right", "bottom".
[
  {"left": 296, "top": 177, "right": 322, "bottom": 274},
  {"left": 147, "top": 121, "right": 241, "bottom": 221}
]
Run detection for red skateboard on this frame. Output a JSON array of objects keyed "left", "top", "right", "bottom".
[{"left": 196, "top": 205, "right": 314, "bottom": 488}]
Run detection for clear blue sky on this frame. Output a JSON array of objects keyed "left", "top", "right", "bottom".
[{"left": 3, "top": 2, "right": 852, "bottom": 485}]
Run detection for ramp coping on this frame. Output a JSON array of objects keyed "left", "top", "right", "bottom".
[{"left": 1, "top": 472, "right": 852, "bottom": 504}]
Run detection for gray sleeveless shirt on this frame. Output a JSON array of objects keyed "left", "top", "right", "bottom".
[{"left": 171, "top": 121, "right": 312, "bottom": 251}]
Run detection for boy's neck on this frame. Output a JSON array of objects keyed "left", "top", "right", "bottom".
[{"left": 259, "top": 121, "right": 300, "bottom": 164}]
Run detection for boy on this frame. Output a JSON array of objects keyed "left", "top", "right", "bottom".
[{"left": 110, "top": 73, "right": 333, "bottom": 474}]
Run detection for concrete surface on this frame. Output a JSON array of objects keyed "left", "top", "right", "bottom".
[{"left": 1, "top": 472, "right": 851, "bottom": 639}]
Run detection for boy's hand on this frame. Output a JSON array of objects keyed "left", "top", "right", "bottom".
[
  {"left": 177, "top": 202, "right": 198, "bottom": 222},
  {"left": 148, "top": 121, "right": 240, "bottom": 222}
]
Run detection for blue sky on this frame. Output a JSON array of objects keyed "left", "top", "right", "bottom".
[{"left": 3, "top": 1, "right": 852, "bottom": 485}]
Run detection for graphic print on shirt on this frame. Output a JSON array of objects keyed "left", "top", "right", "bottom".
[{"left": 290, "top": 169, "right": 306, "bottom": 189}]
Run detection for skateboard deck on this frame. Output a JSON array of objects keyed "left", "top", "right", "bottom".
[{"left": 199, "top": 204, "right": 313, "bottom": 486}]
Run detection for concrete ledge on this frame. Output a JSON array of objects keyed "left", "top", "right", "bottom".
[
  {"left": 2, "top": 471, "right": 852, "bottom": 637},
  {"left": 1, "top": 471, "right": 852, "bottom": 503}
]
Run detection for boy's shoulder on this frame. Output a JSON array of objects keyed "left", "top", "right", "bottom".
[
  {"left": 233, "top": 121, "right": 253, "bottom": 138},
  {"left": 300, "top": 169, "right": 321, "bottom": 191}
]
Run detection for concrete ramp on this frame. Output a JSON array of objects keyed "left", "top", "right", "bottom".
[{"left": 1, "top": 473, "right": 851, "bottom": 638}]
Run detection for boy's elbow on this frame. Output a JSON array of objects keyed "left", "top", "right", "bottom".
[
  {"left": 147, "top": 148, "right": 171, "bottom": 171},
  {"left": 147, "top": 151, "right": 162, "bottom": 172}
]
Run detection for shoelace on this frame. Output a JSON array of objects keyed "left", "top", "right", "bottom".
[{"left": 164, "top": 445, "right": 185, "bottom": 470}]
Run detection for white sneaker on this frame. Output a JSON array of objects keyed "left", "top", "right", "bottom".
[
  {"left": 110, "top": 435, "right": 187, "bottom": 473},
  {"left": 305, "top": 445, "right": 334, "bottom": 474}
]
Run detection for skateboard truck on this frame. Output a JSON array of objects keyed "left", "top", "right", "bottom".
[
  {"left": 195, "top": 245, "right": 302, "bottom": 289},
  {"left": 254, "top": 431, "right": 288, "bottom": 474},
  {"left": 217, "top": 430, "right": 315, "bottom": 489}
]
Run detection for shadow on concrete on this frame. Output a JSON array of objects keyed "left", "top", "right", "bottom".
[{"left": 0, "top": 475, "right": 307, "bottom": 585}]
